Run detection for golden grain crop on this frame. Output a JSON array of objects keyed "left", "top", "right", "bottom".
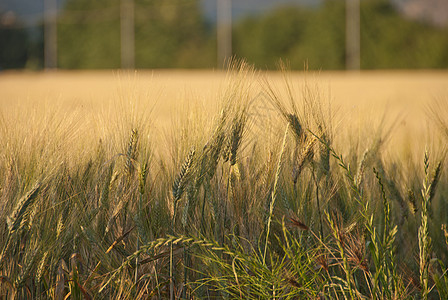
[{"left": 1, "top": 70, "right": 446, "bottom": 158}]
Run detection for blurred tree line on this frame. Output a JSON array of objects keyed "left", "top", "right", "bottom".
[
  {"left": 1, "top": 0, "right": 448, "bottom": 70},
  {"left": 0, "top": 26, "right": 29, "bottom": 70},
  {"left": 57, "top": 0, "right": 214, "bottom": 68},
  {"left": 0, "top": 13, "right": 43, "bottom": 70},
  {"left": 233, "top": 0, "right": 448, "bottom": 69}
]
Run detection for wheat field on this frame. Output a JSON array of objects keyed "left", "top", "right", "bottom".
[
  {"left": 1, "top": 69, "right": 446, "bottom": 148},
  {"left": 0, "top": 66, "right": 448, "bottom": 299}
]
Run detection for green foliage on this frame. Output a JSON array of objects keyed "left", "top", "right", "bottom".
[
  {"left": 58, "top": 0, "right": 213, "bottom": 69},
  {"left": 5, "top": 0, "right": 448, "bottom": 69},
  {"left": 361, "top": 0, "right": 448, "bottom": 69},
  {"left": 134, "top": 0, "right": 212, "bottom": 68},
  {"left": 233, "top": 0, "right": 448, "bottom": 70},
  {"left": 233, "top": 3, "right": 345, "bottom": 69},
  {"left": 0, "top": 25, "right": 29, "bottom": 69},
  {"left": 233, "top": 7, "right": 311, "bottom": 69}
]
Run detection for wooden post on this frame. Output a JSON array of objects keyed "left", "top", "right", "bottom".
[
  {"left": 121, "top": 0, "right": 135, "bottom": 69},
  {"left": 346, "top": 0, "right": 360, "bottom": 70},
  {"left": 44, "top": 0, "right": 57, "bottom": 70},
  {"left": 217, "top": 0, "right": 232, "bottom": 68}
]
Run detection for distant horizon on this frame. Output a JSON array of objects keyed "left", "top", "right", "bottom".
[
  {"left": 0, "top": 0, "right": 319, "bottom": 26},
  {"left": 3, "top": 0, "right": 446, "bottom": 29}
]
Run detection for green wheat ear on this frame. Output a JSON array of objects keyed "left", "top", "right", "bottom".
[
  {"left": 229, "top": 112, "right": 247, "bottom": 166},
  {"left": 7, "top": 183, "right": 41, "bottom": 234},
  {"left": 286, "top": 113, "right": 303, "bottom": 141},
  {"left": 173, "top": 149, "right": 196, "bottom": 202},
  {"left": 428, "top": 160, "right": 442, "bottom": 202},
  {"left": 125, "top": 128, "right": 139, "bottom": 176},
  {"left": 138, "top": 161, "right": 148, "bottom": 195}
]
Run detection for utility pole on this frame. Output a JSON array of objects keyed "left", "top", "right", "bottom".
[
  {"left": 217, "top": 0, "right": 232, "bottom": 68},
  {"left": 44, "top": 0, "right": 57, "bottom": 70},
  {"left": 346, "top": 0, "right": 360, "bottom": 70},
  {"left": 121, "top": 0, "right": 135, "bottom": 69}
]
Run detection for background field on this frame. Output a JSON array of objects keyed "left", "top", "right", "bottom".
[{"left": 1, "top": 70, "right": 447, "bottom": 154}]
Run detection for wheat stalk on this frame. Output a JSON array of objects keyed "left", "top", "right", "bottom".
[
  {"left": 171, "top": 148, "right": 195, "bottom": 299},
  {"left": 263, "top": 123, "right": 288, "bottom": 265},
  {"left": 419, "top": 150, "right": 432, "bottom": 300}
]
